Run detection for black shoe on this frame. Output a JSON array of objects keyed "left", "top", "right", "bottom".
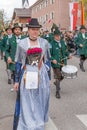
[
  {"left": 79, "top": 63, "right": 85, "bottom": 72},
  {"left": 81, "top": 68, "right": 85, "bottom": 72},
  {"left": 55, "top": 92, "right": 61, "bottom": 99},
  {"left": 8, "top": 79, "right": 12, "bottom": 84}
]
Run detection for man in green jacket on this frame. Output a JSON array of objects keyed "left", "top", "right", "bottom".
[
  {"left": 0, "top": 30, "right": 5, "bottom": 59},
  {"left": 75, "top": 25, "right": 87, "bottom": 72},
  {"left": 2, "top": 26, "right": 13, "bottom": 84},
  {"left": 5, "top": 23, "right": 26, "bottom": 85},
  {"left": 50, "top": 28, "right": 70, "bottom": 99}
]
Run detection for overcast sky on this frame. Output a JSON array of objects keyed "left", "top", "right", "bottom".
[{"left": 0, "top": 0, "right": 37, "bottom": 19}]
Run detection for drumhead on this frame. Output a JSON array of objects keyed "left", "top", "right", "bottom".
[{"left": 62, "top": 65, "right": 78, "bottom": 73}]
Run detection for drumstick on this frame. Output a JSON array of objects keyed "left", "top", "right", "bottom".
[
  {"left": 61, "top": 50, "right": 76, "bottom": 61},
  {"left": 51, "top": 60, "right": 64, "bottom": 66},
  {"left": 57, "top": 62, "right": 64, "bottom": 66},
  {"left": 61, "top": 57, "right": 68, "bottom": 61}
]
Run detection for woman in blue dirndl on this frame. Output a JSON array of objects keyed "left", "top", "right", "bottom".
[{"left": 13, "top": 18, "right": 50, "bottom": 130}]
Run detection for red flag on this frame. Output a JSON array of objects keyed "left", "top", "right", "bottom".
[{"left": 69, "top": 2, "right": 78, "bottom": 31}]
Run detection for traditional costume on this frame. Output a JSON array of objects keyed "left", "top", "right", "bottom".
[
  {"left": 50, "top": 28, "right": 69, "bottom": 98},
  {"left": 5, "top": 23, "right": 26, "bottom": 83},
  {"left": 13, "top": 18, "right": 50, "bottom": 130},
  {"left": 75, "top": 25, "right": 87, "bottom": 72}
]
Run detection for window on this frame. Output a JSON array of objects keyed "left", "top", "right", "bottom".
[
  {"left": 46, "top": 14, "right": 48, "bottom": 21},
  {"left": 40, "top": 4, "right": 41, "bottom": 10},
  {"left": 50, "top": 0, "right": 55, "bottom": 4},
  {"left": 45, "top": 0, "right": 48, "bottom": 7},
  {"left": 36, "top": 7, "right": 38, "bottom": 12},
  {"left": 50, "top": 12, "right": 54, "bottom": 20}
]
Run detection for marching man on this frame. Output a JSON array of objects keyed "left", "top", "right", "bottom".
[{"left": 50, "top": 28, "right": 71, "bottom": 99}]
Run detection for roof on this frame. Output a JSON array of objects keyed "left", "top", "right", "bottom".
[
  {"left": 30, "top": 0, "right": 43, "bottom": 8},
  {"left": 12, "top": 8, "right": 31, "bottom": 19}
]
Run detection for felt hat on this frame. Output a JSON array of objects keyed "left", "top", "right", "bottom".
[
  {"left": 12, "top": 23, "right": 23, "bottom": 32},
  {"left": 27, "top": 18, "right": 42, "bottom": 28},
  {"left": 54, "top": 28, "right": 61, "bottom": 36},
  {"left": 5, "top": 26, "right": 12, "bottom": 31},
  {"left": 80, "top": 25, "right": 86, "bottom": 30}
]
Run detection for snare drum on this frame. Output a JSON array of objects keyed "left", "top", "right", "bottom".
[{"left": 62, "top": 65, "right": 78, "bottom": 79}]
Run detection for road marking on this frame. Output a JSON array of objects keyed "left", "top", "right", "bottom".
[
  {"left": 76, "top": 115, "right": 87, "bottom": 127},
  {"left": 45, "top": 117, "right": 58, "bottom": 130}
]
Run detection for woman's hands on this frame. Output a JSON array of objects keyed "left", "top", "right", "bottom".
[
  {"left": 14, "top": 82, "right": 19, "bottom": 91},
  {"left": 52, "top": 60, "right": 57, "bottom": 64}
]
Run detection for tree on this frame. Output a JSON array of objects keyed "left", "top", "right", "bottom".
[
  {"left": 0, "top": 10, "right": 12, "bottom": 31},
  {"left": 0, "top": 10, "right": 4, "bottom": 30},
  {"left": 78, "top": 0, "right": 87, "bottom": 19},
  {"left": 84, "top": 0, "right": 87, "bottom": 19}
]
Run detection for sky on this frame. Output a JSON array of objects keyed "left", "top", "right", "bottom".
[{"left": 0, "top": 0, "right": 37, "bottom": 20}]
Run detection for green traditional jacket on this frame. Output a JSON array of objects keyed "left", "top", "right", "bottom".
[
  {"left": 1, "top": 35, "right": 9, "bottom": 52},
  {"left": 50, "top": 39, "right": 69, "bottom": 68},
  {"left": 0, "top": 39, "right": 2, "bottom": 50},
  {"left": 75, "top": 32, "right": 87, "bottom": 57},
  {"left": 41, "top": 32, "right": 54, "bottom": 44},
  {"left": 0, "top": 36, "right": 4, "bottom": 52},
  {"left": 5, "top": 34, "right": 26, "bottom": 71},
  {"left": 48, "top": 33, "right": 54, "bottom": 43}
]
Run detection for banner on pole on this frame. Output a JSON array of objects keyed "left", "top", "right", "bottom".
[{"left": 69, "top": 2, "right": 78, "bottom": 31}]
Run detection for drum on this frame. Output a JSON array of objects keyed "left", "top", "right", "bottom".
[{"left": 62, "top": 65, "right": 78, "bottom": 79}]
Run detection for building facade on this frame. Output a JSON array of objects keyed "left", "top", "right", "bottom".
[
  {"left": 31, "top": 0, "right": 71, "bottom": 31},
  {"left": 11, "top": 0, "right": 82, "bottom": 32},
  {"left": 12, "top": 8, "right": 31, "bottom": 25}
]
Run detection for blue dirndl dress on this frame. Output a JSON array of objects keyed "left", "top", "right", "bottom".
[{"left": 13, "top": 38, "right": 50, "bottom": 130}]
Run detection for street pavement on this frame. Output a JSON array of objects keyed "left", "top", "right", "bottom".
[{"left": 0, "top": 55, "right": 87, "bottom": 130}]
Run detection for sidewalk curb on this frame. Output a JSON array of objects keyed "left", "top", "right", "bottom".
[{"left": 45, "top": 117, "right": 58, "bottom": 130}]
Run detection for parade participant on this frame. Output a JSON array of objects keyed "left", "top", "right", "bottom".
[
  {"left": 42, "top": 30, "right": 50, "bottom": 41},
  {"left": 65, "top": 32, "right": 76, "bottom": 53},
  {"left": 50, "top": 28, "right": 70, "bottom": 99},
  {"left": 5, "top": 23, "right": 25, "bottom": 84},
  {"left": 75, "top": 25, "right": 87, "bottom": 72},
  {"left": 13, "top": 18, "right": 50, "bottom": 130},
  {"left": 2, "top": 26, "right": 13, "bottom": 84},
  {"left": 0, "top": 30, "right": 5, "bottom": 60}
]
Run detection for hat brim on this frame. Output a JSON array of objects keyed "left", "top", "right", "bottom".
[
  {"left": 27, "top": 25, "right": 42, "bottom": 28},
  {"left": 12, "top": 26, "right": 23, "bottom": 32},
  {"left": 54, "top": 33, "right": 61, "bottom": 36},
  {"left": 80, "top": 27, "right": 86, "bottom": 30},
  {"left": 5, "top": 28, "right": 12, "bottom": 31}
]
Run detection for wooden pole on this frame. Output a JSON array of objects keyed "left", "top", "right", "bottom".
[{"left": 81, "top": 0, "right": 85, "bottom": 25}]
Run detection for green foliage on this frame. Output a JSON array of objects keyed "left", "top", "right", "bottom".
[
  {"left": 84, "top": 0, "right": 87, "bottom": 3},
  {"left": 78, "top": 0, "right": 87, "bottom": 19},
  {"left": 0, "top": 10, "right": 4, "bottom": 30}
]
